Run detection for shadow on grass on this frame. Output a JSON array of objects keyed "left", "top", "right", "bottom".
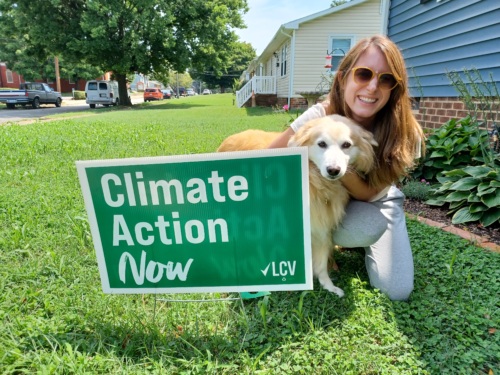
[
  {"left": 134, "top": 101, "right": 210, "bottom": 110},
  {"left": 134, "top": 102, "right": 277, "bottom": 116},
  {"left": 17, "top": 255, "right": 364, "bottom": 371}
]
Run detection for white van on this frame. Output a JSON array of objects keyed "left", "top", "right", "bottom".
[{"left": 85, "top": 80, "right": 120, "bottom": 108}]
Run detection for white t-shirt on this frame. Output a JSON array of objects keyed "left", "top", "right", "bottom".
[{"left": 290, "top": 103, "right": 327, "bottom": 133}]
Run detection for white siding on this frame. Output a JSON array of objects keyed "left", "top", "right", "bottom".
[{"left": 292, "top": 0, "right": 382, "bottom": 96}]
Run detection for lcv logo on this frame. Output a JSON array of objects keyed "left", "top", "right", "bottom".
[{"left": 261, "top": 261, "right": 297, "bottom": 277}]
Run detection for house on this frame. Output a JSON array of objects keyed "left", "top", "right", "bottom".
[
  {"left": 388, "top": 0, "right": 500, "bottom": 129},
  {"left": 0, "top": 62, "right": 109, "bottom": 92},
  {"left": 236, "top": 0, "right": 389, "bottom": 109},
  {"left": 130, "top": 73, "right": 163, "bottom": 91},
  {"left": 0, "top": 62, "right": 24, "bottom": 89}
]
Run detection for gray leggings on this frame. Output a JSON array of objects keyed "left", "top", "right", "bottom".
[{"left": 332, "top": 186, "right": 414, "bottom": 301}]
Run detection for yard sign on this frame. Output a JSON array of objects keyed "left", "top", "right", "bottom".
[{"left": 76, "top": 148, "right": 313, "bottom": 294}]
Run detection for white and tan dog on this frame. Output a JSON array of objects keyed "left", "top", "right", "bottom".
[{"left": 217, "top": 115, "right": 378, "bottom": 297}]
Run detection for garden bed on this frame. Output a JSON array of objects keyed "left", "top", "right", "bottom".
[{"left": 404, "top": 199, "right": 500, "bottom": 246}]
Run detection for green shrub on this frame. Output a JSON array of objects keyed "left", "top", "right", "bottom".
[
  {"left": 400, "top": 179, "right": 432, "bottom": 201},
  {"left": 426, "top": 162, "right": 500, "bottom": 227},
  {"left": 411, "top": 68, "right": 500, "bottom": 227},
  {"left": 73, "top": 90, "right": 85, "bottom": 100},
  {"left": 412, "top": 116, "right": 490, "bottom": 183}
]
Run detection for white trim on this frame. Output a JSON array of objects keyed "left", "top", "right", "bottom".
[
  {"left": 288, "top": 30, "right": 296, "bottom": 108},
  {"left": 327, "top": 35, "right": 355, "bottom": 72},
  {"left": 380, "top": 0, "right": 390, "bottom": 35},
  {"left": 6, "top": 69, "right": 14, "bottom": 83}
]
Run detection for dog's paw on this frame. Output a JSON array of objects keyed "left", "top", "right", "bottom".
[
  {"left": 318, "top": 277, "right": 345, "bottom": 297},
  {"left": 330, "top": 286, "right": 345, "bottom": 298}
]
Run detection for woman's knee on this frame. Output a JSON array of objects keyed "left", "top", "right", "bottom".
[
  {"left": 380, "top": 282, "right": 414, "bottom": 301},
  {"left": 332, "top": 201, "right": 387, "bottom": 247}
]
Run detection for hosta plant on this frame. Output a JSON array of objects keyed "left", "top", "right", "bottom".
[
  {"left": 412, "top": 116, "right": 491, "bottom": 183},
  {"left": 426, "top": 163, "right": 500, "bottom": 227}
]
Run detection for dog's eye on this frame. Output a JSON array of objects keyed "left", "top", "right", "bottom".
[
  {"left": 317, "top": 141, "right": 327, "bottom": 148},
  {"left": 342, "top": 142, "right": 352, "bottom": 149}
]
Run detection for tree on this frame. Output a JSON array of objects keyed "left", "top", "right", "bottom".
[
  {"left": 0, "top": 2, "right": 102, "bottom": 84},
  {"left": 0, "top": 0, "right": 248, "bottom": 105},
  {"left": 190, "top": 41, "right": 255, "bottom": 93},
  {"left": 330, "top": 0, "right": 351, "bottom": 6}
]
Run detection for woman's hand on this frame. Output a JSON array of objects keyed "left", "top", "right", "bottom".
[
  {"left": 340, "top": 171, "right": 381, "bottom": 201},
  {"left": 268, "top": 127, "right": 295, "bottom": 148}
]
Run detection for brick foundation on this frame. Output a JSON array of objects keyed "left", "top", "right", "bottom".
[
  {"left": 242, "top": 94, "right": 278, "bottom": 108},
  {"left": 277, "top": 97, "right": 309, "bottom": 110},
  {"left": 414, "top": 97, "right": 500, "bottom": 130}
]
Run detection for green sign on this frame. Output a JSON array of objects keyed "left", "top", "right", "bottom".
[{"left": 76, "top": 149, "right": 312, "bottom": 294}]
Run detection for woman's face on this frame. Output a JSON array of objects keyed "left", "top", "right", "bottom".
[{"left": 343, "top": 45, "right": 394, "bottom": 129}]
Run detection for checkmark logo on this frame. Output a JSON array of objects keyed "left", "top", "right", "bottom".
[{"left": 261, "top": 263, "right": 271, "bottom": 276}]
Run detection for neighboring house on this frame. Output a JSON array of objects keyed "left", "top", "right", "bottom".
[
  {"left": 0, "top": 62, "right": 108, "bottom": 92},
  {"left": 130, "top": 73, "right": 163, "bottom": 91},
  {"left": 0, "top": 62, "right": 23, "bottom": 89},
  {"left": 388, "top": 0, "right": 500, "bottom": 129},
  {"left": 236, "top": 0, "right": 389, "bottom": 109}
]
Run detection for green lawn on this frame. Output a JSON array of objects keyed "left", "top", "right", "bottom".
[{"left": 0, "top": 94, "right": 498, "bottom": 374}]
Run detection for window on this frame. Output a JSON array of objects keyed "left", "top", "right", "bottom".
[
  {"left": 328, "top": 36, "right": 354, "bottom": 72},
  {"left": 6, "top": 69, "right": 13, "bottom": 83},
  {"left": 280, "top": 44, "right": 288, "bottom": 77}
]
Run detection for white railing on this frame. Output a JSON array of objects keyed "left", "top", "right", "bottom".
[{"left": 235, "top": 76, "right": 276, "bottom": 108}]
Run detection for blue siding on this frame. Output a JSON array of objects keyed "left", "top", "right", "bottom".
[{"left": 388, "top": 0, "right": 500, "bottom": 97}]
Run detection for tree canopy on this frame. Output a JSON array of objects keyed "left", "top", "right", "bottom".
[
  {"left": 0, "top": 0, "right": 249, "bottom": 104},
  {"left": 330, "top": 0, "right": 351, "bottom": 7},
  {"left": 190, "top": 41, "right": 255, "bottom": 93}
]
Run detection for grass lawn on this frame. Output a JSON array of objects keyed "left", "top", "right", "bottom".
[{"left": 0, "top": 94, "right": 498, "bottom": 374}]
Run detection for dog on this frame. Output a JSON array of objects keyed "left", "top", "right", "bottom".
[{"left": 217, "top": 115, "right": 378, "bottom": 297}]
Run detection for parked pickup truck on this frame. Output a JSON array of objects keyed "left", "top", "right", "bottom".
[{"left": 0, "top": 82, "right": 62, "bottom": 109}]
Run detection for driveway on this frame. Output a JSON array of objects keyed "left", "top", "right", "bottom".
[{"left": 0, "top": 96, "right": 144, "bottom": 125}]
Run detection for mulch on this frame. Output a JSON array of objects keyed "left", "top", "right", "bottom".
[{"left": 403, "top": 199, "right": 500, "bottom": 246}]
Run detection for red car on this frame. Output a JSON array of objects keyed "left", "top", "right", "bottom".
[{"left": 143, "top": 88, "right": 163, "bottom": 102}]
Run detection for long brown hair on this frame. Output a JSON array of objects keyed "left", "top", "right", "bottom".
[{"left": 326, "top": 35, "right": 425, "bottom": 189}]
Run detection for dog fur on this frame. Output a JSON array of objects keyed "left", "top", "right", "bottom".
[{"left": 217, "top": 115, "right": 378, "bottom": 297}]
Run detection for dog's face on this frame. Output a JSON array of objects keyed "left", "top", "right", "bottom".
[{"left": 288, "top": 115, "right": 378, "bottom": 180}]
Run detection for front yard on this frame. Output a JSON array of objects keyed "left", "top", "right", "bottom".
[{"left": 0, "top": 94, "right": 498, "bottom": 374}]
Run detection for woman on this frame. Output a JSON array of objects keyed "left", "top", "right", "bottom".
[{"left": 269, "top": 35, "right": 425, "bottom": 301}]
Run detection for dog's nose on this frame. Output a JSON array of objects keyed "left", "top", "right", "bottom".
[{"left": 327, "top": 166, "right": 341, "bottom": 177}]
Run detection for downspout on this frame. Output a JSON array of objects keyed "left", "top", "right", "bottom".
[{"left": 279, "top": 27, "right": 294, "bottom": 108}]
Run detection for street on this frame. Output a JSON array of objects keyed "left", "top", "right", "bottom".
[{"left": 0, "top": 96, "right": 144, "bottom": 125}]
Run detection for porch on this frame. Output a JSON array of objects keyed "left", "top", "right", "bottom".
[
  {"left": 235, "top": 75, "right": 325, "bottom": 109},
  {"left": 235, "top": 76, "right": 276, "bottom": 108}
]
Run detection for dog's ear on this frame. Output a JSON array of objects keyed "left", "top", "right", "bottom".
[
  {"left": 350, "top": 125, "right": 378, "bottom": 173},
  {"left": 359, "top": 128, "right": 378, "bottom": 147}
]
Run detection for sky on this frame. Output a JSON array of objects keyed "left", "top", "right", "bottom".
[{"left": 234, "top": 0, "right": 334, "bottom": 56}]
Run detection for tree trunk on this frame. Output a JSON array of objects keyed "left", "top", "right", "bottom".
[{"left": 115, "top": 73, "right": 132, "bottom": 106}]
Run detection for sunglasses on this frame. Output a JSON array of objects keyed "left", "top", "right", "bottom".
[{"left": 351, "top": 67, "right": 399, "bottom": 91}]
